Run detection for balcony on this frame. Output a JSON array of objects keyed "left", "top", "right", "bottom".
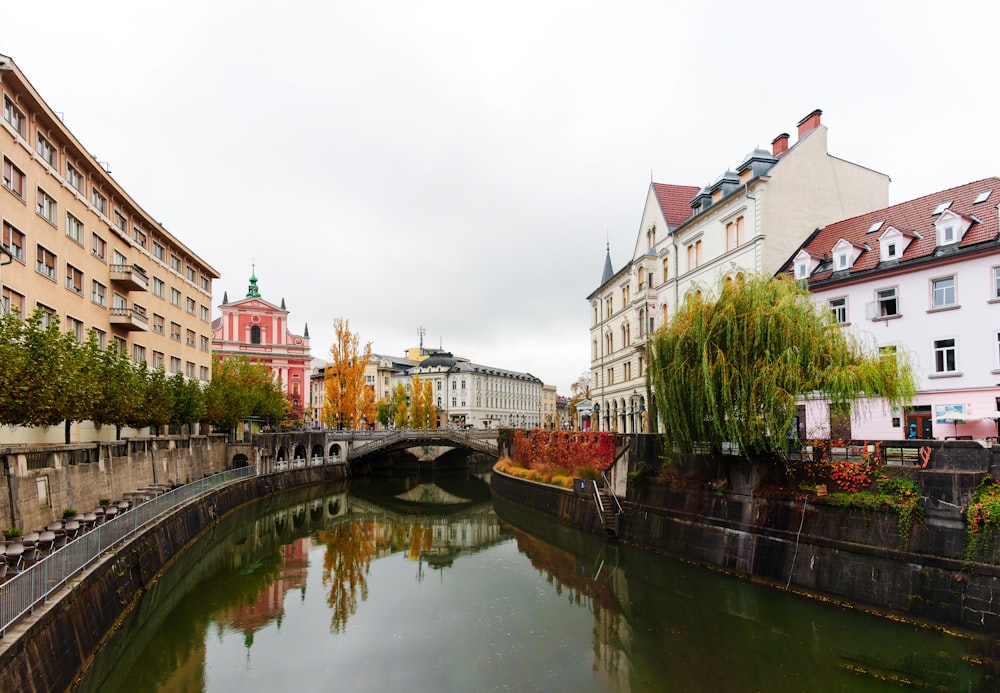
[
  {"left": 632, "top": 286, "right": 656, "bottom": 306},
  {"left": 109, "top": 305, "right": 148, "bottom": 331},
  {"left": 109, "top": 263, "right": 148, "bottom": 291}
]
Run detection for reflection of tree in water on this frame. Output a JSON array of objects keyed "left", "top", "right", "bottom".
[
  {"left": 512, "top": 529, "right": 618, "bottom": 611},
  {"left": 318, "top": 521, "right": 377, "bottom": 633},
  {"left": 317, "top": 517, "right": 440, "bottom": 632}
]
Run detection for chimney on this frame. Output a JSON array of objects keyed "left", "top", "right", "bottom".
[
  {"left": 797, "top": 108, "right": 823, "bottom": 139},
  {"left": 771, "top": 132, "right": 790, "bottom": 156}
]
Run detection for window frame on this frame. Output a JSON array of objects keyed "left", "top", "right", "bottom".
[
  {"left": 3, "top": 96, "right": 27, "bottom": 138},
  {"left": 36, "top": 188, "right": 57, "bottom": 224},
  {"left": 2, "top": 157, "right": 25, "bottom": 198},
  {"left": 35, "top": 244, "right": 56, "bottom": 280},
  {"left": 875, "top": 286, "right": 899, "bottom": 319},
  {"left": 66, "top": 211, "right": 84, "bottom": 244},
  {"left": 35, "top": 132, "right": 57, "bottom": 168},
  {"left": 828, "top": 296, "right": 848, "bottom": 324},
  {"left": 2, "top": 221, "right": 25, "bottom": 262},
  {"left": 933, "top": 337, "right": 958, "bottom": 375},
  {"left": 930, "top": 275, "right": 956, "bottom": 310}
]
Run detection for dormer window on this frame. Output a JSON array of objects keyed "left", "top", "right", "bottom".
[
  {"left": 792, "top": 249, "right": 818, "bottom": 280},
  {"left": 933, "top": 210, "right": 971, "bottom": 247},
  {"left": 830, "top": 238, "right": 862, "bottom": 272},
  {"left": 877, "top": 225, "right": 912, "bottom": 262}
]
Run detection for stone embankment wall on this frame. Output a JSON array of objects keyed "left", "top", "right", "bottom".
[
  {"left": 0, "top": 436, "right": 232, "bottom": 533},
  {"left": 0, "top": 465, "right": 348, "bottom": 693},
  {"left": 490, "top": 437, "right": 1000, "bottom": 632}
]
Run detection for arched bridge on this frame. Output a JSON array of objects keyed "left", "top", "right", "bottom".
[{"left": 348, "top": 429, "right": 499, "bottom": 461}]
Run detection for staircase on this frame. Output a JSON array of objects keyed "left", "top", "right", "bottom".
[{"left": 595, "top": 487, "right": 619, "bottom": 536}]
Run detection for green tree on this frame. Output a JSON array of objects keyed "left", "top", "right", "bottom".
[
  {"left": 86, "top": 337, "right": 145, "bottom": 438},
  {"left": 392, "top": 382, "right": 409, "bottom": 429},
  {"left": 170, "top": 371, "right": 206, "bottom": 433},
  {"left": 206, "top": 355, "right": 288, "bottom": 433},
  {"left": 375, "top": 398, "right": 394, "bottom": 429},
  {"left": 648, "top": 274, "right": 916, "bottom": 456}
]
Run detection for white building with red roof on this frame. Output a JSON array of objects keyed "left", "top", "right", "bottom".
[
  {"left": 780, "top": 178, "right": 1000, "bottom": 441},
  {"left": 588, "top": 109, "right": 891, "bottom": 433}
]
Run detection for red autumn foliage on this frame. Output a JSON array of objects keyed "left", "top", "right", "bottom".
[{"left": 511, "top": 429, "right": 620, "bottom": 478}]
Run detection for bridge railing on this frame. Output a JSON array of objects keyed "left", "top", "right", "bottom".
[
  {"left": 346, "top": 429, "right": 499, "bottom": 460},
  {"left": 0, "top": 465, "right": 257, "bottom": 637}
]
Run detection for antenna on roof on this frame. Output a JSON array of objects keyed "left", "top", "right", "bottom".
[{"left": 418, "top": 325, "right": 425, "bottom": 350}]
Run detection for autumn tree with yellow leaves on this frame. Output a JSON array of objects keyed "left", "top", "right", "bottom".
[
  {"left": 409, "top": 374, "right": 436, "bottom": 429},
  {"left": 322, "top": 318, "right": 375, "bottom": 429}
]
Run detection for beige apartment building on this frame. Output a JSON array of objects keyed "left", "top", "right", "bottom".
[
  {"left": 1, "top": 54, "right": 218, "bottom": 441},
  {"left": 588, "top": 109, "right": 890, "bottom": 433}
]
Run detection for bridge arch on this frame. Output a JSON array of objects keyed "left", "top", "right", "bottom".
[
  {"left": 294, "top": 444, "right": 307, "bottom": 460},
  {"left": 311, "top": 444, "right": 324, "bottom": 460},
  {"left": 276, "top": 446, "right": 287, "bottom": 461},
  {"left": 329, "top": 443, "right": 342, "bottom": 459},
  {"left": 232, "top": 453, "right": 249, "bottom": 468}
]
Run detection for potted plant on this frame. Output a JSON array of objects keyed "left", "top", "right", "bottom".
[
  {"left": 3, "top": 527, "right": 23, "bottom": 540},
  {"left": 63, "top": 508, "right": 78, "bottom": 519},
  {"left": 99, "top": 498, "right": 112, "bottom": 506}
]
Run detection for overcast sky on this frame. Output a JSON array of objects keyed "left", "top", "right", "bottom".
[{"left": 5, "top": 1, "right": 998, "bottom": 393}]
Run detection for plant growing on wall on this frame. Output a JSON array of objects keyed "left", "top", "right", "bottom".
[
  {"left": 966, "top": 476, "right": 1000, "bottom": 563},
  {"left": 648, "top": 274, "right": 916, "bottom": 456}
]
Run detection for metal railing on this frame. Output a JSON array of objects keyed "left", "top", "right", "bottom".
[{"left": 0, "top": 465, "right": 257, "bottom": 637}]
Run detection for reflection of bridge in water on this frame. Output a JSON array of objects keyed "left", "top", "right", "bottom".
[{"left": 237, "top": 429, "right": 502, "bottom": 473}]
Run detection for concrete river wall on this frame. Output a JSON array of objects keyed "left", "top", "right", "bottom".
[
  {"left": 490, "top": 437, "right": 1000, "bottom": 633},
  {"left": 0, "top": 464, "right": 348, "bottom": 693}
]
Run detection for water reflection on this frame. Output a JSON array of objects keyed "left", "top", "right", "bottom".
[{"left": 77, "top": 470, "right": 1000, "bottom": 693}]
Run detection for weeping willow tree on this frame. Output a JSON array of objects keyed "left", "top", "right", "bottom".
[{"left": 648, "top": 274, "right": 916, "bottom": 456}]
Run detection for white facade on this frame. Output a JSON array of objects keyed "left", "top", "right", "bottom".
[
  {"left": 589, "top": 110, "right": 890, "bottom": 433},
  {"left": 783, "top": 177, "right": 1000, "bottom": 441}
]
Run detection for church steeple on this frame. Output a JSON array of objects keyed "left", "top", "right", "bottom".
[{"left": 246, "top": 263, "right": 261, "bottom": 298}]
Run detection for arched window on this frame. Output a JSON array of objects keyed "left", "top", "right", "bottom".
[{"left": 251, "top": 325, "right": 261, "bottom": 344}]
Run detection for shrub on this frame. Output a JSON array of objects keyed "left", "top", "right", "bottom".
[
  {"left": 966, "top": 476, "right": 1000, "bottom": 563},
  {"left": 3, "top": 527, "right": 22, "bottom": 539},
  {"left": 63, "top": 508, "right": 78, "bottom": 519}
]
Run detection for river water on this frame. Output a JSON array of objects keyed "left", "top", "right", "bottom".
[{"left": 76, "top": 470, "right": 999, "bottom": 692}]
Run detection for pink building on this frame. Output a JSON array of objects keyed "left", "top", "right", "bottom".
[
  {"left": 212, "top": 271, "right": 311, "bottom": 417},
  {"left": 782, "top": 178, "right": 1000, "bottom": 441}
]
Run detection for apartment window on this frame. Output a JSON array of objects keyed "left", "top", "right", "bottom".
[
  {"left": 2, "top": 157, "right": 25, "bottom": 198},
  {"left": 92, "top": 189, "right": 108, "bottom": 216},
  {"left": 36, "top": 245, "right": 56, "bottom": 280},
  {"left": 687, "top": 240, "right": 703, "bottom": 270},
  {"left": 65, "top": 163, "right": 83, "bottom": 192},
  {"left": 112, "top": 292, "right": 127, "bottom": 310},
  {"left": 452, "top": 380, "right": 457, "bottom": 390},
  {"left": 132, "top": 344, "right": 146, "bottom": 364},
  {"left": 152, "top": 313, "right": 165, "bottom": 334},
  {"left": 200, "top": 335, "right": 209, "bottom": 351},
  {"left": 875, "top": 287, "right": 898, "bottom": 318},
  {"left": 92, "top": 280, "right": 107, "bottom": 307},
  {"left": 996, "top": 332, "right": 1000, "bottom": 369},
  {"left": 114, "top": 209, "right": 127, "bottom": 234},
  {"left": 152, "top": 241, "right": 165, "bottom": 262},
  {"left": 170, "top": 288, "right": 181, "bottom": 306},
  {"left": 91, "top": 232, "right": 106, "bottom": 261},
  {"left": 152, "top": 351, "right": 164, "bottom": 369},
  {"left": 199, "top": 365, "right": 209, "bottom": 381},
  {"left": 170, "top": 356, "right": 181, "bottom": 374},
  {"left": 994, "top": 267, "right": 1000, "bottom": 300},
  {"left": 607, "top": 367, "right": 615, "bottom": 385},
  {"left": 170, "top": 322, "right": 181, "bottom": 341},
  {"left": 170, "top": 254, "right": 181, "bottom": 272},
  {"left": 726, "top": 220, "right": 737, "bottom": 251},
  {"left": 829, "top": 297, "right": 847, "bottom": 324},
  {"left": 91, "top": 328, "right": 107, "bottom": 350},
  {"left": 36, "top": 133, "right": 57, "bottom": 168},
  {"left": 2, "top": 286, "right": 25, "bottom": 316},
  {"left": 66, "top": 212, "right": 83, "bottom": 243},
  {"left": 186, "top": 297, "right": 196, "bottom": 314},
  {"left": 624, "top": 361, "right": 632, "bottom": 381},
  {"left": 185, "top": 266, "right": 196, "bottom": 282},
  {"left": 662, "top": 259, "right": 669, "bottom": 283},
  {"left": 185, "top": 361, "right": 195, "bottom": 378},
  {"left": 113, "top": 336, "right": 126, "bottom": 354},
  {"left": 152, "top": 276, "right": 165, "bottom": 297},
  {"left": 65, "top": 264, "right": 83, "bottom": 294},
  {"left": 3, "top": 97, "right": 26, "bottom": 138},
  {"left": 199, "top": 305, "right": 209, "bottom": 321},
  {"left": 931, "top": 276, "right": 956, "bottom": 309},
  {"left": 186, "top": 328, "right": 195, "bottom": 346},
  {"left": 66, "top": 316, "right": 84, "bottom": 342},
  {"left": 133, "top": 226, "right": 146, "bottom": 249},
  {"left": 36, "top": 188, "right": 56, "bottom": 223},
  {"left": 605, "top": 296, "right": 613, "bottom": 315},
  {"left": 200, "top": 275, "right": 209, "bottom": 291},
  {"left": 36, "top": 303, "right": 56, "bottom": 328},
  {"left": 933, "top": 338, "right": 957, "bottom": 374},
  {"left": 2, "top": 221, "right": 24, "bottom": 261},
  {"left": 622, "top": 285, "right": 630, "bottom": 305}
]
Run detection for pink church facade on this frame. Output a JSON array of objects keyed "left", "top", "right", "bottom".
[{"left": 211, "top": 272, "right": 311, "bottom": 417}]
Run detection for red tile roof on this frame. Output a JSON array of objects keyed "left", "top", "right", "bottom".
[
  {"left": 652, "top": 183, "right": 700, "bottom": 229},
  {"left": 782, "top": 177, "right": 1000, "bottom": 281}
]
